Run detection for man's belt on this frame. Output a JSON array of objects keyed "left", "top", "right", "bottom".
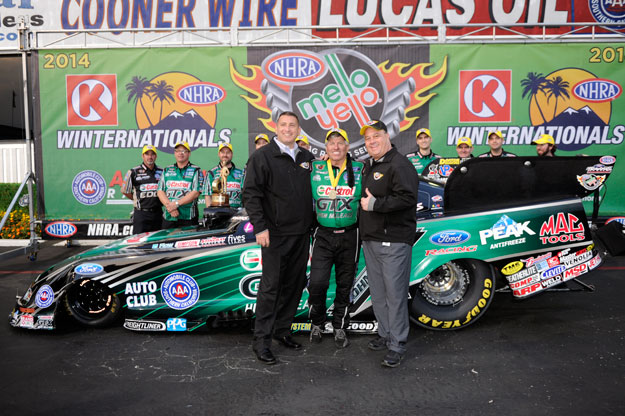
[
  {"left": 318, "top": 223, "right": 358, "bottom": 234},
  {"left": 136, "top": 207, "right": 162, "bottom": 212}
]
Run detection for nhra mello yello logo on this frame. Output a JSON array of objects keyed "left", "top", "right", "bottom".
[{"left": 231, "top": 49, "right": 447, "bottom": 158}]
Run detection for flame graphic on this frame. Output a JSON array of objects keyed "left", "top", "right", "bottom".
[
  {"left": 229, "top": 58, "right": 276, "bottom": 132},
  {"left": 378, "top": 55, "right": 448, "bottom": 131}
]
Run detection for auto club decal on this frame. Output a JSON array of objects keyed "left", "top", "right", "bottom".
[{"left": 230, "top": 48, "right": 447, "bottom": 158}]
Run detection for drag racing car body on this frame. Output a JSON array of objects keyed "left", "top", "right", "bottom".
[{"left": 9, "top": 156, "right": 617, "bottom": 333}]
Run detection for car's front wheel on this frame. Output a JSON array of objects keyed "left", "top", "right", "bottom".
[
  {"left": 64, "top": 279, "right": 122, "bottom": 327},
  {"left": 409, "top": 259, "right": 495, "bottom": 330}
]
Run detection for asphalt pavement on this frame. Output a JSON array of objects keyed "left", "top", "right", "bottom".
[{"left": 0, "top": 242, "right": 624, "bottom": 415}]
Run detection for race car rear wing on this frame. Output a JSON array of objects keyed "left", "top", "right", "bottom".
[{"left": 443, "top": 156, "right": 616, "bottom": 215}]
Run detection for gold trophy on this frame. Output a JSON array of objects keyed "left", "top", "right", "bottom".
[{"left": 210, "top": 166, "right": 230, "bottom": 207}]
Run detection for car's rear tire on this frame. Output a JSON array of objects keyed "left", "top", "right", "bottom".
[
  {"left": 409, "top": 259, "right": 495, "bottom": 330},
  {"left": 64, "top": 279, "right": 122, "bottom": 327}
]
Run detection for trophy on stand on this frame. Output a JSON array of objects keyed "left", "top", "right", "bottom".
[{"left": 210, "top": 166, "right": 230, "bottom": 207}]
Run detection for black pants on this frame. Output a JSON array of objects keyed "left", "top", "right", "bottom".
[
  {"left": 132, "top": 210, "right": 163, "bottom": 234},
  {"left": 253, "top": 232, "right": 310, "bottom": 351},
  {"left": 308, "top": 227, "right": 360, "bottom": 329},
  {"left": 162, "top": 217, "right": 198, "bottom": 229}
]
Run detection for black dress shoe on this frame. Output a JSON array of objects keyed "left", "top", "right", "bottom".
[
  {"left": 274, "top": 335, "right": 302, "bottom": 350},
  {"left": 254, "top": 348, "right": 277, "bottom": 365}
]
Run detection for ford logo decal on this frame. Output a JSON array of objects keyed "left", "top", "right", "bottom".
[
  {"left": 74, "top": 263, "right": 104, "bottom": 275},
  {"left": 429, "top": 230, "right": 471, "bottom": 246}
]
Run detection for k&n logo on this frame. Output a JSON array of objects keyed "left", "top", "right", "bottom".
[
  {"left": 459, "top": 70, "right": 511, "bottom": 123},
  {"left": 66, "top": 74, "right": 118, "bottom": 126}
]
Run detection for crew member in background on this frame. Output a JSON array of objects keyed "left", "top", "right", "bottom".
[
  {"left": 203, "top": 143, "right": 245, "bottom": 208},
  {"left": 122, "top": 145, "right": 163, "bottom": 233},
  {"left": 359, "top": 120, "right": 419, "bottom": 368},
  {"left": 309, "top": 129, "right": 363, "bottom": 349},
  {"left": 243, "top": 111, "right": 315, "bottom": 365},
  {"left": 255, "top": 133, "right": 270, "bottom": 150},
  {"left": 296, "top": 135, "right": 310, "bottom": 150},
  {"left": 532, "top": 134, "right": 557, "bottom": 157},
  {"left": 456, "top": 136, "right": 475, "bottom": 160},
  {"left": 479, "top": 130, "right": 516, "bottom": 158},
  {"left": 157, "top": 141, "right": 203, "bottom": 229},
  {"left": 406, "top": 128, "right": 441, "bottom": 175}
]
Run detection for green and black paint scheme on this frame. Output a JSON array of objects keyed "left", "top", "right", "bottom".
[{"left": 9, "top": 156, "right": 617, "bottom": 332}]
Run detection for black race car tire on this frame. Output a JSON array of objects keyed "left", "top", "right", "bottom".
[
  {"left": 409, "top": 259, "right": 495, "bottom": 330},
  {"left": 64, "top": 279, "right": 122, "bottom": 327}
]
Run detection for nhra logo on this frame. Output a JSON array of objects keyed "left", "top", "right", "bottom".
[
  {"left": 573, "top": 78, "right": 622, "bottom": 103},
  {"left": 239, "top": 274, "right": 261, "bottom": 300},
  {"left": 459, "top": 70, "right": 511, "bottom": 123},
  {"left": 231, "top": 49, "right": 447, "bottom": 158},
  {"left": 161, "top": 272, "right": 200, "bottom": 310},
  {"left": 263, "top": 50, "right": 327, "bottom": 84},
  {"left": 44, "top": 221, "right": 77, "bottom": 238},
  {"left": 177, "top": 82, "right": 226, "bottom": 106},
  {"left": 72, "top": 170, "right": 106, "bottom": 205},
  {"left": 35, "top": 285, "right": 55, "bottom": 308},
  {"left": 66, "top": 74, "right": 118, "bottom": 126}
]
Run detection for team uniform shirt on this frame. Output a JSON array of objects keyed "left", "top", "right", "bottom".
[
  {"left": 157, "top": 162, "right": 203, "bottom": 221},
  {"left": 406, "top": 150, "right": 441, "bottom": 175},
  {"left": 478, "top": 150, "right": 517, "bottom": 158},
  {"left": 311, "top": 159, "right": 363, "bottom": 228},
  {"left": 122, "top": 164, "right": 163, "bottom": 211},
  {"left": 202, "top": 163, "right": 245, "bottom": 208}
]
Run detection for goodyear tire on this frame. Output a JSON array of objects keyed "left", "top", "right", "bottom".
[
  {"left": 409, "top": 259, "right": 495, "bottom": 330},
  {"left": 64, "top": 279, "right": 122, "bottom": 327}
]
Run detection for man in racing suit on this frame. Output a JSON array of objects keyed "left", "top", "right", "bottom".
[
  {"left": 203, "top": 143, "right": 245, "bottom": 208},
  {"left": 122, "top": 145, "right": 163, "bottom": 233},
  {"left": 242, "top": 111, "right": 315, "bottom": 365},
  {"left": 479, "top": 130, "right": 516, "bottom": 158},
  {"left": 406, "top": 128, "right": 441, "bottom": 175},
  {"left": 309, "top": 129, "right": 363, "bottom": 348},
  {"left": 359, "top": 120, "right": 419, "bottom": 368},
  {"left": 157, "top": 141, "right": 203, "bottom": 229}
]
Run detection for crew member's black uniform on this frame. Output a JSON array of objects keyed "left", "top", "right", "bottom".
[
  {"left": 242, "top": 139, "right": 314, "bottom": 351},
  {"left": 478, "top": 150, "right": 516, "bottom": 158},
  {"left": 122, "top": 164, "right": 163, "bottom": 233}
]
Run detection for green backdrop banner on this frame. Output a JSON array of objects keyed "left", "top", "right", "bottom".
[{"left": 36, "top": 43, "right": 623, "bottom": 221}]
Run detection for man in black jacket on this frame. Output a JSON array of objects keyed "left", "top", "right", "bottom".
[
  {"left": 242, "top": 111, "right": 315, "bottom": 365},
  {"left": 359, "top": 120, "right": 419, "bottom": 368}
]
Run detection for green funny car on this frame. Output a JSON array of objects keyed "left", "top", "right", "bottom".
[{"left": 9, "top": 156, "right": 619, "bottom": 333}]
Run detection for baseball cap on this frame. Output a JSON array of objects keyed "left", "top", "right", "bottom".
[
  {"left": 254, "top": 133, "right": 269, "bottom": 143},
  {"left": 532, "top": 134, "right": 555, "bottom": 145},
  {"left": 416, "top": 128, "right": 431, "bottom": 138},
  {"left": 174, "top": 141, "right": 191, "bottom": 152},
  {"left": 142, "top": 145, "right": 157, "bottom": 154},
  {"left": 218, "top": 142, "right": 233, "bottom": 152},
  {"left": 360, "top": 120, "right": 388, "bottom": 135},
  {"left": 487, "top": 130, "right": 503, "bottom": 140},
  {"left": 456, "top": 137, "right": 473, "bottom": 147},
  {"left": 325, "top": 129, "right": 349, "bottom": 143},
  {"left": 296, "top": 135, "right": 309, "bottom": 145}
]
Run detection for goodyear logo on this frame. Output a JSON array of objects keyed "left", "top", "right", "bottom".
[
  {"left": 573, "top": 79, "right": 622, "bottom": 103},
  {"left": 264, "top": 51, "right": 326, "bottom": 84},
  {"left": 501, "top": 261, "right": 523, "bottom": 276},
  {"left": 178, "top": 82, "right": 226, "bottom": 106}
]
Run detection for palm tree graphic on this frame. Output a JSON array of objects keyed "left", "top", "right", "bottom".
[
  {"left": 148, "top": 80, "right": 176, "bottom": 123},
  {"left": 126, "top": 76, "right": 155, "bottom": 127},
  {"left": 521, "top": 72, "right": 548, "bottom": 124},
  {"left": 544, "top": 76, "right": 570, "bottom": 120}
]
